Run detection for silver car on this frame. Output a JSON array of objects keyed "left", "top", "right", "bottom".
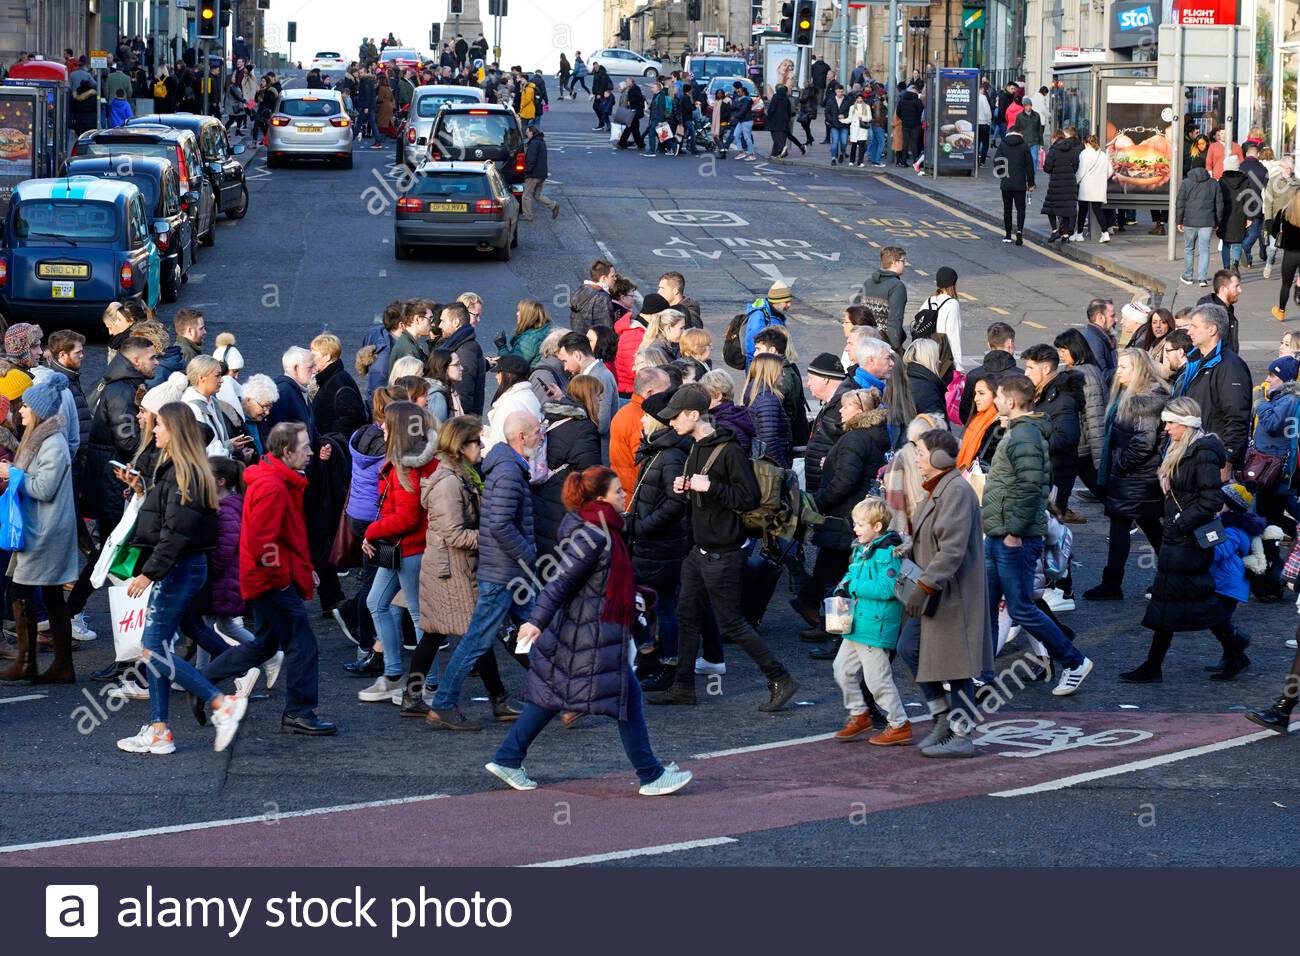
[
  {"left": 588, "top": 48, "right": 662, "bottom": 78},
  {"left": 266, "top": 89, "right": 355, "bottom": 169},
  {"left": 398, "top": 85, "right": 486, "bottom": 169}
]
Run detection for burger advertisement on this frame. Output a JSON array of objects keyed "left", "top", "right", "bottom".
[
  {"left": 1104, "top": 82, "right": 1174, "bottom": 204},
  {"left": 935, "top": 68, "right": 980, "bottom": 175},
  {"left": 0, "top": 92, "right": 36, "bottom": 209}
]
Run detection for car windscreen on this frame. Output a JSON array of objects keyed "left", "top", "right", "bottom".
[
  {"left": 281, "top": 97, "right": 341, "bottom": 117},
  {"left": 411, "top": 173, "right": 491, "bottom": 198},
  {"left": 694, "top": 59, "right": 747, "bottom": 80},
  {"left": 381, "top": 50, "right": 416, "bottom": 61},
  {"left": 417, "top": 93, "right": 477, "bottom": 118},
  {"left": 435, "top": 114, "right": 520, "bottom": 152},
  {"left": 710, "top": 78, "right": 756, "bottom": 96},
  {"left": 12, "top": 200, "right": 118, "bottom": 242},
  {"left": 78, "top": 141, "right": 175, "bottom": 165},
  {"left": 92, "top": 174, "right": 159, "bottom": 213}
]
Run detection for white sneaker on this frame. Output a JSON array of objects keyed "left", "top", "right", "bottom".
[
  {"left": 1264, "top": 262, "right": 1273, "bottom": 279},
  {"left": 639, "top": 767, "right": 693, "bottom": 796},
  {"left": 71, "top": 613, "right": 97, "bottom": 641},
  {"left": 117, "top": 723, "right": 176, "bottom": 755},
  {"left": 1043, "top": 588, "right": 1075, "bottom": 613},
  {"left": 695, "top": 657, "right": 726, "bottom": 675},
  {"left": 1052, "top": 657, "right": 1094, "bottom": 696},
  {"left": 264, "top": 650, "right": 284, "bottom": 690},
  {"left": 359, "top": 674, "right": 402, "bottom": 702},
  {"left": 107, "top": 679, "right": 150, "bottom": 702},
  {"left": 485, "top": 761, "right": 538, "bottom": 791},
  {"left": 1099, "top": 231, "right": 1111, "bottom": 244},
  {"left": 234, "top": 667, "right": 262, "bottom": 699},
  {"left": 1287, "top": 638, "right": 1297, "bottom": 649},
  {"left": 211, "top": 694, "right": 248, "bottom": 752},
  {"left": 1068, "top": 233, "right": 1085, "bottom": 242}
]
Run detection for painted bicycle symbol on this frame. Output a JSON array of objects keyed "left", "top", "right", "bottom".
[{"left": 973, "top": 719, "right": 1153, "bottom": 758}]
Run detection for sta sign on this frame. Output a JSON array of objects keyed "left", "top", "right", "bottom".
[
  {"left": 1118, "top": 5, "right": 1155, "bottom": 28},
  {"left": 1110, "top": 0, "right": 1162, "bottom": 49}
]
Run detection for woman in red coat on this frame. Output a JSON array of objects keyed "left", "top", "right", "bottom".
[{"left": 359, "top": 401, "right": 439, "bottom": 704}]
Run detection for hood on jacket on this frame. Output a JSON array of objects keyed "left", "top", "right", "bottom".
[
  {"left": 1002, "top": 130, "right": 1025, "bottom": 145},
  {"left": 1223, "top": 509, "right": 1267, "bottom": 539},
  {"left": 869, "top": 269, "right": 903, "bottom": 288},
  {"left": 350, "top": 422, "right": 386, "bottom": 459},
  {"left": 696, "top": 423, "right": 742, "bottom": 452},
  {"left": 1114, "top": 385, "right": 1169, "bottom": 424},
  {"left": 1185, "top": 167, "right": 1211, "bottom": 185},
  {"left": 982, "top": 349, "right": 1018, "bottom": 374},
  {"left": 482, "top": 439, "right": 527, "bottom": 480},
  {"left": 1266, "top": 380, "right": 1300, "bottom": 402},
  {"left": 636, "top": 425, "right": 692, "bottom": 463},
  {"left": 399, "top": 427, "right": 439, "bottom": 470},
  {"left": 843, "top": 406, "right": 888, "bottom": 431},
  {"left": 1187, "top": 434, "right": 1228, "bottom": 470},
  {"left": 542, "top": 399, "right": 589, "bottom": 423},
  {"left": 102, "top": 351, "right": 147, "bottom": 386},
  {"left": 862, "top": 529, "right": 904, "bottom": 557},
  {"left": 711, "top": 400, "right": 756, "bottom": 447},
  {"left": 1011, "top": 411, "right": 1052, "bottom": 444},
  {"left": 1048, "top": 366, "right": 1087, "bottom": 399}
]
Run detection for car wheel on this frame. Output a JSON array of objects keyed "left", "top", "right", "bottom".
[
  {"left": 510, "top": 224, "right": 518, "bottom": 248},
  {"left": 162, "top": 262, "right": 180, "bottom": 303},
  {"left": 493, "top": 240, "right": 511, "bottom": 262},
  {"left": 395, "top": 242, "right": 411, "bottom": 260},
  {"left": 643, "top": 67, "right": 658, "bottom": 78},
  {"left": 341, "top": 154, "right": 354, "bottom": 170},
  {"left": 200, "top": 218, "right": 216, "bottom": 247},
  {"left": 225, "top": 184, "right": 249, "bottom": 220},
  {"left": 396, "top": 136, "right": 405, "bottom": 167}
]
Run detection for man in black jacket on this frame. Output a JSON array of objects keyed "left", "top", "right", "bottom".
[
  {"left": 1176, "top": 303, "right": 1252, "bottom": 469},
  {"left": 960, "top": 321, "right": 1019, "bottom": 423},
  {"left": 1022, "top": 344, "right": 1083, "bottom": 512},
  {"left": 896, "top": 84, "right": 923, "bottom": 164},
  {"left": 648, "top": 385, "right": 797, "bottom": 712},
  {"left": 616, "top": 77, "right": 646, "bottom": 150},
  {"left": 436, "top": 302, "right": 487, "bottom": 415},
  {"left": 1196, "top": 269, "right": 1242, "bottom": 355},
  {"left": 86, "top": 337, "right": 157, "bottom": 527},
  {"left": 521, "top": 126, "right": 559, "bottom": 221},
  {"left": 46, "top": 330, "right": 91, "bottom": 482},
  {"left": 802, "top": 351, "right": 850, "bottom": 493},
  {"left": 569, "top": 259, "right": 618, "bottom": 334}
]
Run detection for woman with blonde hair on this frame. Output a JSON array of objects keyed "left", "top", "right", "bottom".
[
  {"left": 1121, "top": 397, "right": 1248, "bottom": 683},
  {"left": 742, "top": 353, "right": 791, "bottom": 466},
  {"left": 388, "top": 355, "right": 426, "bottom": 387},
  {"left": 883, "top": 412, "right": 946, "bottom": 538},
  {"left": 903, "top": 337, "right": 947, "bottom": 419},
  {"left": 498, "top": 300, "right": 554, "bottom": 367},
  {"left": 641, "top": 308, "right": 686, "bottom": 360},
  {"left": 1269, "top": 191, "right": 1300, "bottom": 321}
]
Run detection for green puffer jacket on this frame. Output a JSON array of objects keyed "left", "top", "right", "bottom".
[
  {"left": 982, "top": 412, "right": 1052, "bottom": 539},
  {"left": 836, "top": 531, "right": 904, "bottom": 649}
]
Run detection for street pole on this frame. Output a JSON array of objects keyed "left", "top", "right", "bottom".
[
  {"left": 1166, "top": 24, "right": 1183, "bottom": 263},
  {"left": 887, "top": 0, "right": 899, "bottom": 126},
  {"left": 202, "top": 40, "right": 209, "bottom": 116},
  {"left": 838, "top": 0, "right": 850, "bottom": 82}
]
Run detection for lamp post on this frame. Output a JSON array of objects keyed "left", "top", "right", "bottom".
[{"left": 953, "top": 29, "right": 968, "bottom": 67}]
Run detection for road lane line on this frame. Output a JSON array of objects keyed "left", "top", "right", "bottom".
[
  {"left": 521, "top": 837, "right": 738, "bottom": 867},
  {"left": 989, "top": 727, "right": 1293, "bottom": 798},
  {"left": 959, "top": 291, "right": 977, "bottom": 301},
  {"left": 0, "top": 792, "right": 450, "bottom": 855},
  {"left": 1025, "top": 320, "right": 1048, "bottom": 329},
  {"left": 913, "top": 268, "right": 928, "bottom": 277},
  {"left": 868, "top": 240, "right": 880, "bottom": 248},
  {"left": 0, "top": 694, "right": 45, "bottom": 705},
  {"left": 855, "top": 232, "right": 868, "bottom": 239},
  {"left": 596, "top": 240, "right": 617, "bottom": 262},
  {"left": 989, "top": 306, "right": 1010, "bottom": 315}
]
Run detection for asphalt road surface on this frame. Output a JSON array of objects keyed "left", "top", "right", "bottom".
[{"left": 1, "top": 87, "right": 1297, "bottom": 867}]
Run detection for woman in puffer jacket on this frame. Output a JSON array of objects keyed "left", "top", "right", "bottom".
[
  {"left": 338, "top": 389, "right": 393, "bottom": 661},
  {"left": 359, "top": 402, "right": 439, "bottom": 705},
  {"left": 742, "top": 354, "right": 792, "bottom": 466},
  {"left": 629, "top": 389, "right": 692, "bottom": 692},
  {"left": 700, "top": 368, "right": 756, "bottom": 454},
  {"left": 903, "top": 338, "right": 948, "bottom": 420},
  {"left": 1055, "top": 328, "right": 1107, "bottom": 500},
  {"left": 532, "top": 375, "right": 603, "bottom": 558},
  {"left": 486, "top": 466, "right": 692, "bottom": 797},
  {"left": 1086, "top": 349, "right": 1169, "bottom": 599}
]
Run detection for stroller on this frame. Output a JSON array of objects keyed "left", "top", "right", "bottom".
[{"left": 670, "top": 111, "right": 716, "bottom": 155}]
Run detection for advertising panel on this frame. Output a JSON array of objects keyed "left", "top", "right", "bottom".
[
  {"left": 1102, "top": 80, "right": 1174, "bottom": 206},
  {"left": 0, "top": 91, "right": 38, "bottom": 212},
  {"left": 762, "top": 40, "right": 799, "bottom": 98},
  {"left": 934, "top": 68, "right": 980, "bottom": 175}
]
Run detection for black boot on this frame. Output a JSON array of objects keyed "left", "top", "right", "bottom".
[
  {"left": 0, "top": 597, "right": 38, "bottom": 682},
  {"left": 1119, "top": 631, "right": 1171, "bottom": 683},
  {"left": 344, "top": 648, "right": 384, "bottom": 676},
  {"left": 639, "top": 663, "right": 677, "bottom": 692},
  {"left": 758, "top": 671, "right": 798, "bottom": 712},
  {"left": 1246, "top": 695, "right": 1297, "bottom": 733},
  {"left": 1083, "top": 579, "right": 1124, "bottom": 600},
  {"left": 35, "top": 599, "right": 75, "bottom": 684},
  {"left": 399, "top": 673, "right": 432, "bottom": 717},
  {"left": 1208, "top": 645, "right": 1250, "bottom": 681}
]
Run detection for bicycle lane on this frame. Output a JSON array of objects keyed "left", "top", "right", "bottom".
[{"left": 1, "top": 711, "right": 1277, "bottom": 866}]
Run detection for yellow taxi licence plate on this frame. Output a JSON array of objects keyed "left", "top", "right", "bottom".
[
  {"left": 51, "top": 281, "right": 75, "bottom": 299},
  {"left": 298, "top": 125, "right": 323, "bottom": 133},
  {"left": 38, "top": 262, "right": 89, "bottom": 279},
  {"left": 428, "top": 202, "right": 468, "bottom": 213}
]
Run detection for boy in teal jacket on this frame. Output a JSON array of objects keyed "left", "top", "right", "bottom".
[{"left": 831, "top": 497, "right": 913, "bottom": 745}]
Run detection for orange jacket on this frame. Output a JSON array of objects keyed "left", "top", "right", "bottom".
[{"left": 610, "top": 394, "right": 644, "bottom": 494}]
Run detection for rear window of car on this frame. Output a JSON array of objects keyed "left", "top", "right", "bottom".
[
  {"left": 77, "top": 140, "right": 176, "bottom": 165},
  {"left": 710, "top": 78, "right": 756, "bottom": 96},
  {"left": 417, "top": 93, "right": 476, "bottom": 118},
  {"left": 94, "top": 174, "right": 159, "bottom": 212},
  {"left": 693, "top": 59, "right": 748, "bottom": 81},
  {"left": 13, "top": 200, "right": 118, "bottom": 242},
  {"left": 315, "top": 52, "right": 342, "bottom": 59},
  {"left": 382, "top": 49, "right": 417, "bottom": 61},
  {"left": 411, "top": 173, "right": 491, "bottom": 198},
  {"left": 282, "top": 97, "right": 341, "bottom": 117},
  {"left": 435, "top": 113, "right": 521, "bottom": 151}
]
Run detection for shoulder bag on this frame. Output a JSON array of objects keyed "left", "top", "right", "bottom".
[
  {"left": 893, "top": 557, "right": 940, "bottom": 616},
  {"left": 1172, "top": 489, "right": 1226, "bottom": 549}
]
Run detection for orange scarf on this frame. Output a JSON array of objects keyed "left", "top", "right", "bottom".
[{"left": 957, "top": 403, "right": 998, "bottom": 470}]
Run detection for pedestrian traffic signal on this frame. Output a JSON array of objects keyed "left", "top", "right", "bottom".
[
  {"left": 286, "top": 21, "right": 297, "bottom": 43},
  {"left": 450, "top": 0, "right": 464, "bottom": 14},
  {"left": 431, "top": 23, "right": 441, "bottom": 46},
  {"left": 197, "top": 0, "right": 219, "bottom": 40},
  {"left": 488, "top": 0, "right": 509, "bottom": 15},
  {"left": 780, "top": 2, "right": 795, "bottom": 37},
  {"left": 687, "top": 0, "right": 701, "bottom": 19},
  {"left": 793, "top": 0, "right": 817, "bottom": 46}
]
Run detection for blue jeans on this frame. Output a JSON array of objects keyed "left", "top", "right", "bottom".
[
  {"left": 866, "top": 125, "right": 886, "bottom": 164},
  {"left": 1182, "top": 226, "right": 1213, "bottom": 281},
  {"left": 829, "top": 126, "right": 848, "bottom": 158},
  {"left": 493, "top": 668, "right": 663, "bottom": 785},
  {"left": 1249, "top": 213, "right": 1267, "bottom": 262},
  {"left": 1029, "top": 144, "right": 1040, "bottom": 170},
  {"left": 894, "top": 615, "right": 977, "bottom": 721},
  {"left": 431, "top": 581, "right": 534, "bottom": 710},
  {"left": 366, "top": 553, "right": 423, "bottom": 678},
  {"left": 142, "top": 554, "right": 222, "bottom": 725},
  {"left": 658, "top": 580, "right": 680, "bottom": 662},
  {"left": 1221, "top": 241, "right": 1243, "bottom": 269},
  {"left": 984, "top": 536, "right": 1084, "bottom": 668}
]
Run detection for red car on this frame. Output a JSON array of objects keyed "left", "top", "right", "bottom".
[{"left": 699, "top": 77, "right": 766, "bottom": 130}]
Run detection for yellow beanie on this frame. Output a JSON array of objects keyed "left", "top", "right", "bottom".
[{"left": 0, "top": 368, "right": 32, "bottom": 401}]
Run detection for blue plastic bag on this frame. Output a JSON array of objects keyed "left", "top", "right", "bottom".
[{"left": 0, "top": 467, "right": 26, "bottom": 552}]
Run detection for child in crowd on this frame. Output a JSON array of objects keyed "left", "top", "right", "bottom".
[
  {"left": 830, "top": 497, "right": 912, "bottom": 746},
  {"left": 1209, "top": 483, "right": 1268, "bottom": 676}
]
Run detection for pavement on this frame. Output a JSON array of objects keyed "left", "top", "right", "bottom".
[{"left": 1, "top": 86, "right": 1298, "bottom": 868}]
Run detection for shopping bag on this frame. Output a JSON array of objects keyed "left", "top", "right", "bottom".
[
  {"left": 91, "top": 493, "right": 144, "bottom": 588},
  {"left": 655, "top": 121, "right": 672, "bottom": 143},
  {"left": 0, "top": 467, "right": 25, "bottom": 552},
  {"left": 109, "top": 583, "right": 151, "bottom": 663},
  {"left": 609, "top": 122, "right": 625, "bottom": 143}
]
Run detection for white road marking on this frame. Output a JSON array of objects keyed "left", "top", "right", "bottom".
[
  {"left": 522, "top": 837, "right": 738, "bottom": 867},
  {"left": 596, "top": 241, "right": 616, "bottom": 262},
  {"left": 751, "top": 263, "right": 796, "bottom": 286},
  {"left": 691, "top": 733, "right": 836, "bottom": 760},
  {"left": 0, "top": 694, "right": 45, "bottom": 705},
  {"left": 989, "top": 727, "right": 1294, "bottom": 798},
  {"left": 0, "top": 792, "right": 450, "bottom": 855},
  {"left": 378, "top": 269, "right": 387, "bottom": 277},
  {"left": 187, "top": 273, "right": 205, "bottom": 284}
]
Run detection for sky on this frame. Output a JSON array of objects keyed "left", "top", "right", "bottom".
[{"left": 259, "top": 0, "right": 604, "bottom": 72}]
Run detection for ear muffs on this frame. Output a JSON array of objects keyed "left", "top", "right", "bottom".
[{"left": 928, "top": 447, "right": 957, "bottom": 470}]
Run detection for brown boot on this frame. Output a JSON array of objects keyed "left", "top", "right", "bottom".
[
  {"left": 834, "top": 713, "right": 874, "bottom": 740},
  {"left": 35, "top": 602, "right": 75, "bottom": 684},
  {"left": 0, "top": 598, "right": 38, "bottom": 682},
  {"left": 868, "top": 721, "right": 914, "bottom": 746}
]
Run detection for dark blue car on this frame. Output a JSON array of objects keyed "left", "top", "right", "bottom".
[{"left": 0, "top": 177, "right": 161, "bottom": 326}]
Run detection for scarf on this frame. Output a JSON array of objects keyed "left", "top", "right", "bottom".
[
  {"left": 579, "top": 499, "right": 634, "bottom": 628},
  {"left": 957, "top": 402, "right": 998, "bottom": 470},
  {"left": 922, "top": 466, "right": 953, "bottom": 494},
  {"left": 853, "top": 367, "right": 886, "bottom": 392}
]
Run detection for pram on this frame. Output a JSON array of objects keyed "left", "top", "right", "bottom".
[{"left": 669, "top": 112, "right": 716, "bottom": 155}]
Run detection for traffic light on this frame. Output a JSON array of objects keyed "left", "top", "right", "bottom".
[
  {"left": 286, "top": 21, "right": 297, "bottom": 43},
  {"left": 619, "top": 18, "right": 631, "bottom": 41},
  {"left": 197, "top": 0, "right": 219, "bottom": 40},
  {"left": 687, "top": 0, "right": 701, "bottom": 19},
  {"left": 780, "top": 2, "right": 794, "bottom": 37},
  {"left": 793, "top": 0, "right": 817, "bottom": 46},
  {"left": 488, "top": 0, "right": 509, "bottom": 15},
  {"left": 431, "top": 23, "right": 441, "bottom": 46},
  {"left": 450, "top": 0, "right": 464, "bottom": 14}
]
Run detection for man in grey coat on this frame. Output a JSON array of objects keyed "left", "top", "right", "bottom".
[
  {"left": 1177, "top": 165, "right": 1224, "bottom": 286},
  {"left": 853, "top": 245, "right": 908, "bottom": 350},
  {"left": 556, "top": 331, "right": 618, "bottom": 458}
]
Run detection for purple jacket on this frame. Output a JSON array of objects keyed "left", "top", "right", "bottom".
[
  {"left": 711, "top": 400, "right": 756, "bottom": 455},
  {"left": 346, "top": 424, "right": 385, "bottom": 523},
  {"left": 207, "top": 493, "right": 245, "bottom": 616}
]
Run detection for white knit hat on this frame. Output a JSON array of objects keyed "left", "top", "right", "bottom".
[
  {"left": 212, "top": 331, "right": 244, "bottom": 371},
  {"left": 141, "top": 372, "right": 188, "bottom": 413}
]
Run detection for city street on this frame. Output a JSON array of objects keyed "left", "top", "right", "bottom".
[{"left": 1, "top": 84, "right": 1297, "bottom": 868}]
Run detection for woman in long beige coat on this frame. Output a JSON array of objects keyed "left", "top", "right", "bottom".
[
  {"left": 899, "top": 428, "right": 991, "bottom": 758},
  {"left": 414, "top": 415, "right": 520, "bottom": 721}
]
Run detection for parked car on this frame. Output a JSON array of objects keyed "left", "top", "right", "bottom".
[
  {"left": 266, "top": 88, "right": 354, "bottom": 168},
  {"left": 310, "top": 51, "right": 348, "bottom": 71},
  {"left": 64, "top": 155, "right": 194, "bottom": 302},
  {"left": 427, "top": 103, "right": 525, "bottom": 196},
  {"left": 70, "top": 125, "right": 218, "bottom": 247},
  {"left": 398, "top": 84, "right": 486, "bottom": 169},
  {"left": 701, "top": 76, "right": 766, "bottom": 129},
  {"left": 129, "top": 113, "right": 249, "bottom": 219},
  {"left": 0, "top": 177, "right": 160, "bottom": 325},
  {"left": 588, "top": 48, "right": 661, "bottom": 78},
  {"left": 379, "top": 48, "right": 422, "bottom": 71},
  {"left": 393, "top": 161, "right": 519, "bottom": 262}
]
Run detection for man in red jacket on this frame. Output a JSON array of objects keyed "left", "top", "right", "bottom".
[{"left": 200, "top": 422, "right": 337, "bottom": 735}]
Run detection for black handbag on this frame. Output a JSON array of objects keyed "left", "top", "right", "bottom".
[
  {"left": 372, "top": 539, "right": 403, "bottom": 569},
  {"left": 1173, "top": 490, "right": 1226, "bottom": 550},
  {"left": 893, "top": 558, "right": 940, "bottom": 616}
]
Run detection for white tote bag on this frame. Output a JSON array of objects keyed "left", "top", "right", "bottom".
[
  {"left": 109, "top": 584, "right": 151, "bottom": 663},
  {"left": 90, "top": 493, "right": 144, "bottom": 589}
]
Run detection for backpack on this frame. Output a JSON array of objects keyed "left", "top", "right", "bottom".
[
  {"left": 911, "top": 295, "right": 952, "bottom": 340},
  {"left": 722, "top": 312, "right": 748, "bottom": 370},
  {"left": 698, "top": 442, "right": 801, "bottom": 542},
  {"left": 152, "top": 78, "right": 167, "bottom": 99}
]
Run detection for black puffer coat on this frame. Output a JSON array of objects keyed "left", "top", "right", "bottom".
[
  {"left": 1142, "top": 435, "right": 1229, "bottom": 633},
  {"left": 1101, "top": 387, "right": 1168, "bottom": 520},
  {"left": 630, "top": 427, "right": 691, "bottom": 584},
  {"left": 48, "top": 358, "right": 91, "bottom": 454},
  {"left": 85, "top": 353, "right": 147, "bottom": 525},
  {"left": 312, "top": 359, "right": 367, "bottom": 446},
  {"left": 1032, "top": 369, "right": 1084, "bottom": 488},
  {"left": 133, "top": 459, "right": 219, "bottom": 581},
  {"left": 804, "top": 378, "right": 855, "bottom": 492},
  {"left": 532, "top": 403, "right": 602, "bottom": 557},
  {"left": 813, "top": 407, "right": 889, "bottom": 550},
  {"left": 1042, "top": 135, "right": 1083, "bottom": 218},
  {"left": 907, "top": 362, "right": 948, "bottom": 420}
]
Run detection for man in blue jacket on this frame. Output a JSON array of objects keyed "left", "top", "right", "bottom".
[
  {"left": 742, "top": 280, "right": 792, "bottom": 365},
  {"left": 428, "top": 411, "right": 543, "bottom": 730}
]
